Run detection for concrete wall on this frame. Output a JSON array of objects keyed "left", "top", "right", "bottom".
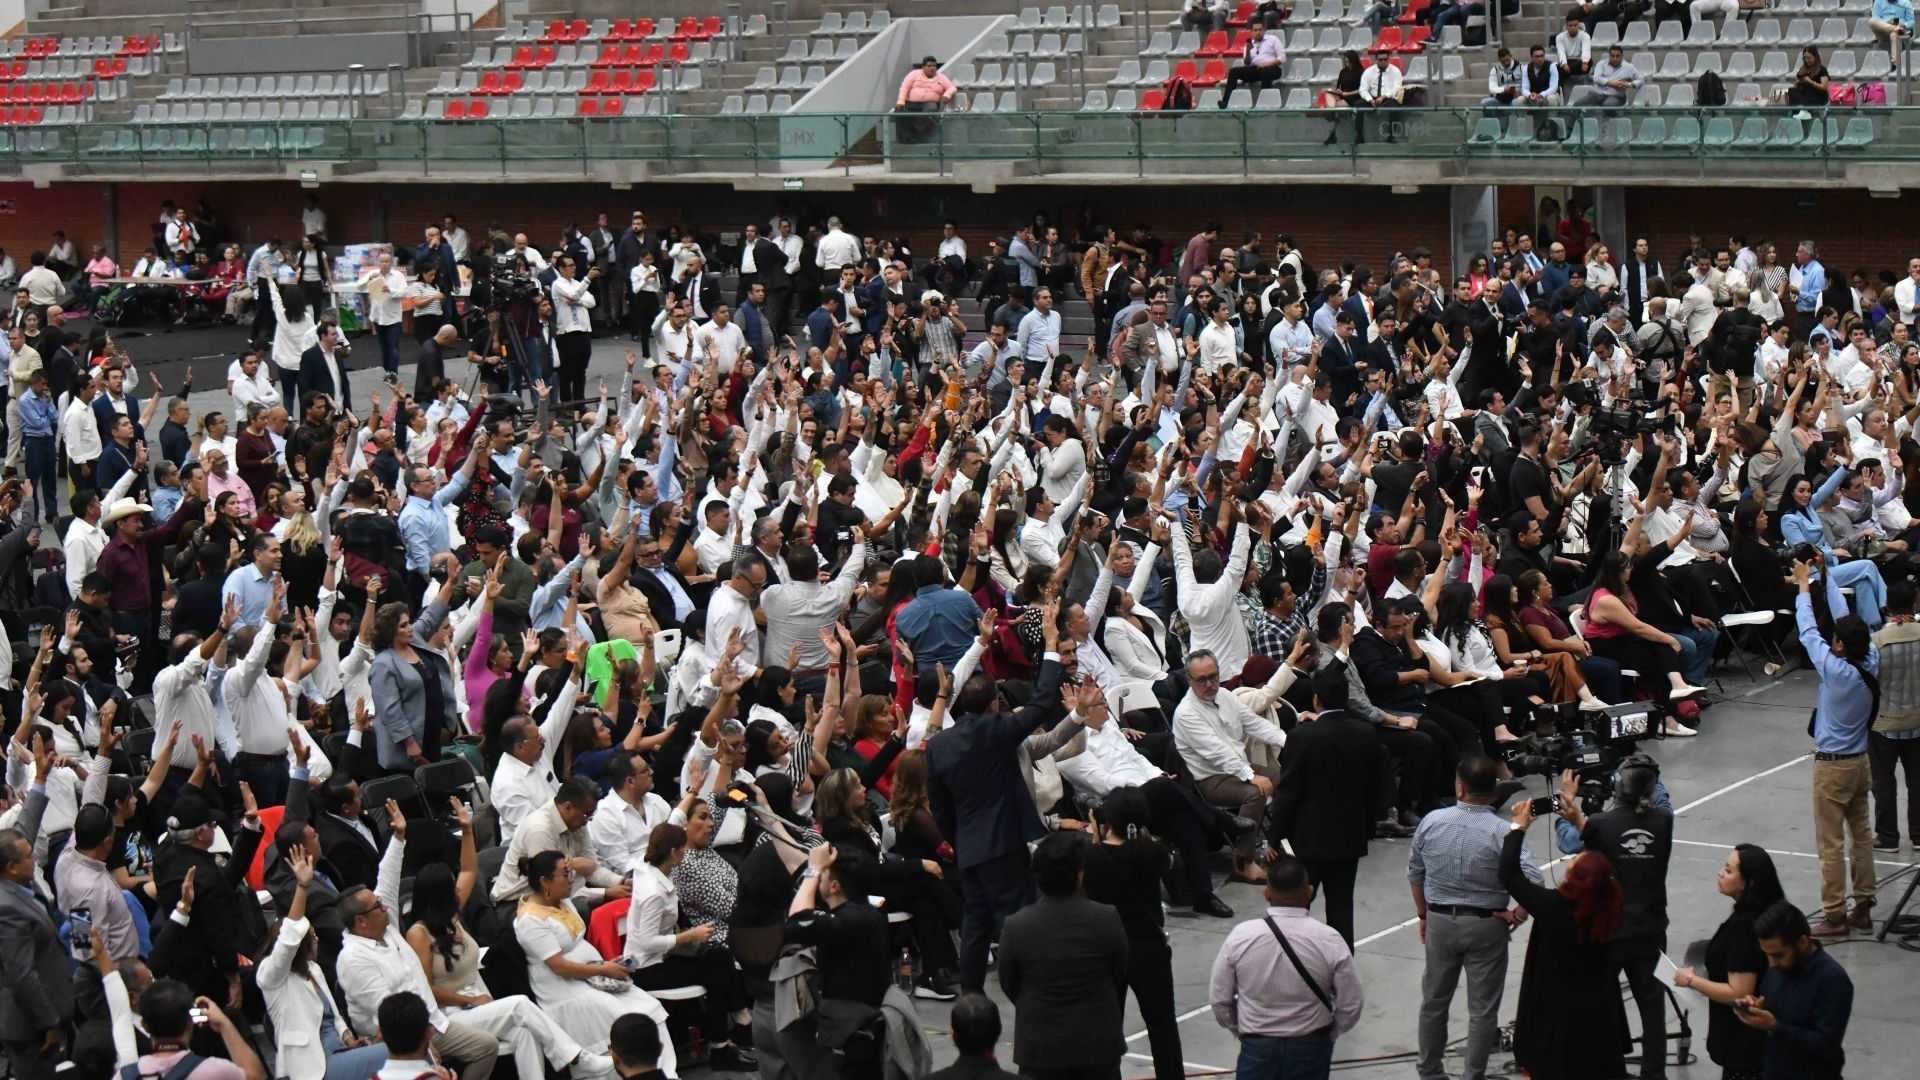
[{"left": 187, "top": 33, "right": 415, "bottom": 75}]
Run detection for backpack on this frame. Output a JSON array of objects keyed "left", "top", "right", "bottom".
[
  {"left": 1697, "top": 70, "right": 1727, "bottom": 107},
  {"left": 122, "top": 1055, "right": 205, "bottom": 1080},
  {"left": 1159, "top": 74, "right": 1194, "bottom": 111}
]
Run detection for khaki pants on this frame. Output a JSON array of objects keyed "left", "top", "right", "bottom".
[
  {"left": 1196, "top": 765, "right": 1280, "bottom": 857},
  {"left": 225, "top": 283, "right": 254, "bottom": 320},
  {"left": 1812, "top": 754, "right": 1876, "bottom": 920}
]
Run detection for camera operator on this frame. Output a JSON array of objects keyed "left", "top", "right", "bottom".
[{"left": 1552, "top": 755, "right": 1675, "bottom": 1079}]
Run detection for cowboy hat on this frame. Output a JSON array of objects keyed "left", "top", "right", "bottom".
[{"left": 101, "top": 497, "right": 154, "bottom": 525}]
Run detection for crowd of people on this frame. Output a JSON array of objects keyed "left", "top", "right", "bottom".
[{"left": 0, "top": 197, "right": 1904, "bottom": 1080}]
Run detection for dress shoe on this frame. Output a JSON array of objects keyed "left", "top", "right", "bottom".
[
  {"left": 1194, "top": 895, "right": 1236, "bottom": 918},
  {"left": 1807, "top": 912, "right": 1852, "bottom": 939},
  {"left": 914, "top": 973, "right": 959, "bottom": 1000},
  {"left": 1374, "top": 817, "right": 1415, "bottom": 839},
  {"left": 1221, "top": 813, "right": 1260, "bottom": 838}
]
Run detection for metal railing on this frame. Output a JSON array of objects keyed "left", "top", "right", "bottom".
[{"left": 0, "top": 104, "right": 1911, "bottom": 177}]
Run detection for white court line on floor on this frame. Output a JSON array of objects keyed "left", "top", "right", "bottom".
[
  {"left": 1125, "top": 747, "right": 1819, "bottom": 1045},
  {"left": 1672, "top": 836, "right": 1920, "bottom": 875},
  {"left": 1123, "top": 1052, "right": 1229, "bottom": 1071}
]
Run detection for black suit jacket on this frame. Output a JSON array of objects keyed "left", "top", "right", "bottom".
[
  {"left": 749, "top": 237, "right": 790, "bottom": 290},
  {"left": 299, "top": 345, "right": 352, "bottom": 411},
  {"left": 997, "top": 895, "right": 1129, "bottom": 1070},
  {"left": 629, "top": 565, "right": 693, "bottom": 633},
  {"left": 153, "top": 822, "right": 265, "bottom": 1000},
  {"left": 1268, "top": 709, "right": 1378, "bottom": 861},
  {"left": 927, "top": 658, "right": 1066, "bottom": 869},
  {"left": 1622, "top": 258, "right": 1661, "bottom": 320},
  {"left": 927, "top": 1055, "right": 1022, "bottom": 1080}
]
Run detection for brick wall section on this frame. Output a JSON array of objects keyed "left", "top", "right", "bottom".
[{"left": 0, "top": 179, "right": 1910, "bottom": 282}]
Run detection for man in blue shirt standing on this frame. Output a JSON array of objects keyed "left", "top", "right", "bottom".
[
  {"left": 397, "top": 436, "right": 481, "bottom": 606},
  {"left": 1792, "top": 557, "right": 1880, "bottom": 937},
  {"left": 16, "top": 368, "right": 57, "bottom": 524},
  {"left": 1788, "top": 239, "right": 1826, "bottom": 343},
  {"left": 737, "top": 280, "right": 769, "bottom": 359}
]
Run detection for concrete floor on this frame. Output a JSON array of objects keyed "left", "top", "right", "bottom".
[{"left": 124, "top": 327, "right": 1920, "bottom": 1080}]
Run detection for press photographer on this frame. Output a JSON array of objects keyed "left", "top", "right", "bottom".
[{"left": 1552, "top": 754, "right": 1676, "bottom": 1078}]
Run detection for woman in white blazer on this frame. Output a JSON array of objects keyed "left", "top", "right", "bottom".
[
  {"left": 1100, "top": 537, "right": 1170, "bottom": 686},
  {"left": 258, "top": 846, "right": 388, "bottom": 1080}
]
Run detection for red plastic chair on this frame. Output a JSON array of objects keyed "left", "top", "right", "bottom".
[
  {"left": 634, "top": 18, "right": 655, "bottom": 38},
  {"left": 632, "top": 69, "right": 657, "bottom": 93},
  {"left": 41, "top": 38, "right": 59, "bottom": 55},
  {"left": 698, "top": 16, "right": 723, "bottom": 39},
  {"left": 444, "top": 99, "right": 467, "bottom": 119},
  {"left": 92, "top": 59, "right": 109, "bottom": 78},
  {"left": 591, "top": 44, "right": 620, "bottom": 67},
  {"left": 640, "top": 43, "right": 665, "bottom": 66},
  {"left": 1397, "top": 0, "right": 1433, "bottom": 22},
  {"left": 1196, "top": 59, "right": 1227, "bottom": 86},
  {"left": 534, "top": 44, "right": 555, "bottom": 66},
  {"left": 1387, "top": 55, "right": 1406, "bottom": 71},
  {"left": 1140, "top": 88, "right": 1165, "bottom": 109},
  {"left": 609, "top": 69, "right": 633, "bottom": 93},
  {"left": 26, "top": 83, "right": 47, "bottom": 103},
  {"left": 62, "top": 83, "right": 82, "bottom": 102},
  {"left": 584, "top": 69, "right": 610, "bottom": 93},
  {"left": 585, "top": 897, "right": 630, "bottom": 958},
  {"left": 24, "top": 106, "right": 42, "bottom": 124},
  {"left": 1400, "top": 26, "right": 1432, "bottom": 51},
  {"left": 542, "top": 20, "right": 567, "bottom": 42},
  {"left": 506, "top": 45, "right": 533, "bottom": 69},
  {"left": 667, "top": 42, "right": 689, "bottom": 64},
  {"left": 1226, "top": 1, "right": 1257, "bottom": 27},
  {"left": 12, "top": 61, "right": 28, "bottom": 79},
  {"left": 611, "top": 19, "right": 634, "bottom": 41},
  {"left": 467, "top": 99, "right": 490, "bottom": 119},
  {"left": 577, "top": 96, "right": 599, "bottom": 116},
  {"left": 1196, "top": 30, "right": 1230, "bottom": 57},
  {"left": 476, "top": 70, "right": 504, "bottom": 95},
  {"left": 567, "top": 19, "right": 588, "bottom": 41},
  {"left": 111, "top": 57, "right": 126, "bottom": 77},
  {"left": 502, "top": 71, "right": 523, "bottom": 93},
  {"left": 1373, "top": 27, "right": 1404, "bottom": 52},
  {"left": 600, "top": 95, "right": 624, "bottom": 115},
  {"left": 669, "top": 16, "right": 699, "bottom": 40},
  {"left": 245, "top": 806, "right": 286, "bottom": 890},
  {"left": 1173, "top": 58, "right": 1199, "bottom": 82}
]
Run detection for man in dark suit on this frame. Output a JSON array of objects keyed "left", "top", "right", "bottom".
[
  {"left": 997, "top": 831, "right": 1129, "bottom": 1080},
  {"left": 1268, "top": 664, "right": 1383, "bottom": 949},
  {"left": 629, "top": 531, "right": 696, "bottom": 633},
  {"left": 152, "top": 791, "right": 265, "bottom": 1006},
  {"left": 299, "top": 323, "right": 353, "bottom": 413},
  {"left": 927, "top": 995, "right": 1023, "bottom": 1080},
  {"left": 0, "top": 777, "right": 72, "bottom": 1078},
  {"left": 1621, "top": 237, "right": 1661, "bottom": 325},
  {"left": 308, "top": 773, "right": 381, "bottom": 891},
  {"left": 265, "top": 738, "right": 356, "bottom": 977},
  {"left": 742, "top": 223, "right": 792, "bottom": 338},
  {"left": 1341, "top": 267, "right": 1378, "bottom": 342},
  {"left": 1319, "top": 313, "right": 1363, "bottom": 412},
  {"left": 928, "top": 614, "right": 1069, "bottom": 993}
]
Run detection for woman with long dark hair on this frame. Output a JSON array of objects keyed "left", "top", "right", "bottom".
[
  {"left": 1501, "top": 798, "right": 1631, "bottom": 1079},
  {"left": 815, "top": 766, "right": 959, "bottom": 997},
  {"left": 1483, "top": 573, "right": 1613, "bottom": 708},
  {"left": 259, "top": 845, "right": 388, "bottom": 1079},
  {"left": 1779, "top": 470, "right": 1888, "bottom": 626},
  {"left": 404, "top": 800, "right": 492, "bottom": 1006},
  {"left": 1584, "top": 550, "right": 1707, "bottom": 707},
  {"left": 1675, "top": 844, "right": 1787, "bottom": 1080},
  {"left": 1428, "top": 579, "right": 1542, "bottom": 745},
  {"left": 268, "top": 279, "right": 317, "bottom": 411},
  {"left": 1082, "top": 786, "right": 1184, "bottom": 1080},
  {"left": 295, "top": 233, "right": 332, "bottom": 320}
]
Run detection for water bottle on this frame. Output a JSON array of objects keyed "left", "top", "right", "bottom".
[{"left": 894, "top": 946, "right": 916, "bottom": 993}]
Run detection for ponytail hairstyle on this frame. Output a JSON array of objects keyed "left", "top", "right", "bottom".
[
  {"left": 518, "top": 850, "right": 567, "bottom": 895},
  {"left": 645, "top": 824, "right": 688, "bottom": 868}
]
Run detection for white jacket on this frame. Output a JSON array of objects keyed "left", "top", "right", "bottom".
[
  {"left": 1171, "top": 523, "right": 1252, "bottom": 681},
  {"left": 1172, "top": 684, "right": 1287, "bottom": 783},
  {"left": 258, "top": 914, "right": 356, "bottom": 1080}
]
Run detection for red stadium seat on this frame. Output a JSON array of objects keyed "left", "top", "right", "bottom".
[
  {"left": 1373, "top": 27, "right": 1403, "bottom": 52},
  {"left": 577, "top": 96, "right": 599, "bottom": 116},
  {"left": 24, "top": 106, "right": 42, "bottom": 124},
  {"left": 609, "top": 68, "right": 633, "bottom": 93},
  {"left": 1173, "top": 58, "right": 1199, "bottom": 82},
  {"left": 444, "top": 99, "right": 467, "bottom": 119},
  {"left": 698, "top": 16, "right": 723, "bottom": 39},
  {"left": 246, "top": 806, "right": 286, "bottom": 890},
  {"left": 591, "top": 44, "right": 620, "bottom": 67},
  {"left": 41, "top": 37, "right": 59, "bottom": 55},
  {"left": 668, "top": 42, "right": 690, "bottom": 64},
  {"left": 1196, "top": 30, "right": 1230, "bottom": 57},
  {"left": 669, "top": 16, "right": 699, "bottom": 40},
  {"left": 92, "top": 59, "right": 111, "bottom": 78},
  {"left": 623, "top": 44, "right": 647, "bottom": 66},
  {"left": 567, "top": 20, "right": 588, "bottom": 41},
  {"left": 611, "top": 19, "right": 634, "bottom": 41},
  {"left": 632, "top": 69, "right": 657, "bottom": 93},
  {"left": 1397, "top": 0, "right": 1432, "bottom": 22},
  {"left": 26, "top": 83, "right": 47, "bottom": 103},
  {"left": 61, "top": 82, "right": 82, "bottom": 102},
  {"left": 1140, "top": 88, "right": 1165, "bottom": 109},
  {"left": 1226, "top": 1, "right": 1257, "bottom": 27},
  {"left": 1196, "top": 59, "right": 1227, "bottom": 86},
  {"left": 12, "top": 61, "right": 28, "bottom": 79},
  {"left": 640, "top": 44, "right": 665, "bottom": 66},
  {"left": 502, "top": 71, "right": 523, "bottom": 93},
  {"left": 600, "top": 95, "right": 624, "bottom": 115},
  {"left": 542, "top": 20, "right": 567, "bottom": 43},
  {"left": 467, "top": 99, "right": 490, "bottom": 119},
  {"left": 476, "top": 70, "right": 503, "bottom": 95},
  {"left": 584, "top": 69, "right": 611, "bottom": 93},
  {"left": 506, "top": 46, "right": 534, "bottom": 69},
  {"left": 1400, "top": 26, "right": 1432, "bottom": 51}
]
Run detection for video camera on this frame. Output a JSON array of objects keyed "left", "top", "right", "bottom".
[
  {"left": 1505, "top": 700, "right": 1661, "bottom": 815},
  {"left": 1586, "top": 397, "right": 1665, "bottom": 468},
  {"left": 486, "top": 250, "right": 543, "bottom": 307}
]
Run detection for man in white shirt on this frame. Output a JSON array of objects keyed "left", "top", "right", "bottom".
[
  {"left": 1175, "top": 649, "right": 1285, "bottom": 883},
  {"left": 1553, "top": 13, "right": 1592, "bottom": 79},
  {"left": 1015, "top": 285, "right": 1062, "bottom": 364},
  {"left": 706, "top": 559, "right": 766, "bottom": 683},
  {"left": 488, "top": 672, "right": 576, "bottom": 843},
  {"left": 1358, "top": 50, "right": 1404, "bottom": 108},
  {"left": 62, "top": 471, "right": 136, "bottom": 598},
  {"left": 1171, "top": 514, "right": 1253, "bottom": 682},
  {"left": 693, "top": 302, "right": 747, "bottom": 374},
  {"left": 588, "top": 748, "right": 683, "bottom": 876},
  {"left": 17, "top": 254, "right": 63, "bottom": 308},
  {"left": 1676, "top": 270, "right": 1718, "bottom": 348},
  {"left": 223, "top": 576, "right": 300, "bottom": 806},
  {"left": 1267, "top": 296, "right": 1314, "bottom": 369},
  {"left": 62, "top": 370, "right": 103, "bottom": 483},
  {"left": 1197, "top": 295, "right": 1240, "bottom": 373},
  {"left": 228, "top": 351, "right": 277, "bottom": 415},
  {"left": 1894, "top": 258, "right": 1920, "bottom": 329},
  {"left": 357, "top": 252, "right": 406, "bottom": 376},
  {"left": 548, "top": 252, "right": 597, "bottom": 404},
  {"left": 775, "top": 217, "right": 803, "bottom": 277},
  {"left": 1018, "top": 474, "right": 1089, "bottom": 572},
  {"left": 652, "top": 298, "right": 695, "bottom": 369},
  {"left": 301, "top": 196, "right": 327, "bottom": 240},
  {"left": 815, "top": 216, "right": 861, "bottom": 272}
]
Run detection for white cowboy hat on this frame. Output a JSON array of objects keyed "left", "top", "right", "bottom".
[{"left": 101, "top": 497, "right": 154, "bottom": 525}]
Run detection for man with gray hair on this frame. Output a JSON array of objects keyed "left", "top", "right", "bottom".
[
  {"left": 1173, "top": 649, "right": 1286, "bottom": 885},
  {"left": 815, "top": 216, "right": 860, "bottom": 273}
]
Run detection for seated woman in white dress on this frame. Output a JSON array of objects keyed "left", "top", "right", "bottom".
[{"left": 514, "top": 850, "right": 679, "bottom": 1079}]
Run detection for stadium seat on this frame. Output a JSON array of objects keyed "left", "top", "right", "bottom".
[
  {"left": 1828, "top": 50, "right": 1857, "bottom": 78},
  {"left": 1198, "top": 30, "right": 1231, "bottom": 57},
  {"left": 1725, "top": 52, "right": 1756, "bottom": 78},
  {"left": 1838, "top": 116, "right": 1873, "bottom": 147},
  {"left": 1083, "top": 87, "right": 1108, "bottom": 109},
  {"left": 1144, "top": 30, "right": 1175, "bottom": 56},
  {"left": 1226, "top": 87, "right": 1252, "bottom": 108},
  {"left": 1751, "top": 19, "right": 1783, "bottom": 45},
  {"left": 1658, "top": 53, "right": 1690, "bottom": 79},
  {"left": 1666, "top": 115, "right": 1701, "bottom": 146},
  {"left": 1704, "top": 116, "right": 1737, "bottom": 146},
  {"left": 1110, "top": 87, "right": 1137, "bottom": 110},
  {"left": 746, "top": 92, "right": 769, "bottom": 114},
  {"left": 1722, "top": 20, "right": 1750, "bottom": 45},
  {"left": 1621, "top": 23, "right": 1651, "bottom": 47},
  {"left": 1098, "top": 4, "right": 1122, "bottom": 29},
  {"left": 1667, "top": 83, "right": 1695, "bottom": 106},
  {"left": 1687, "top": 22, "right": 1717, "bottom": 46},
  {"left": 1499, "top": 115, "right": 1534, "bottom": 146},
  {"left": 1143, "top": 58, "right": 1171, "bottom": 84},
  {"left": 1653, "top": 21, "right": 1683, "bottom": 46},
  {"left": 1816, "top": 17, "right": 1847, "bottom": 45},
  {"left": 1255, "top": 87, "right": 1283, "bottom": 108},
  {"left": 1770, "top": 115, "right": 1805, "bottom": 146},
  {"left": 1592, "top": 24, "right": 1619, "bottom": 48},
  {"left": 1757, "top": 51, "right": 1791, "bottom": 78},
  {"left": 1694, "top": 53, "right": 1723, "bottom": 76},
  {"left": 1141, "top": 88, "right": 1165, "bottom": 109},
  {"left": 1172, "top": 58, "right": 1198, "bottom": 82},
  {"left": 1108, "top": 59, "right": 1142, "bottom": 87},
  {"left": 844, "top": 12, "right": 870, "bottom": 35},
  {"left": 1283, "top": 87, "right": 1311, "bottom": 109},
  {"left": 1400, "top": 26, "right": 1430, "bottom": 52},
  {"left": 1860, "top": 51, "right": 1891, "bottom": 78},
  {"left": 1227, "top": 1, "right": 1258, "bottom": 27},
  {"left": 1196, "top": 59, "right": 1227, "bottom": 86},
  {"left": 813, "top": 11, "right": 844, "bottom": 37}
]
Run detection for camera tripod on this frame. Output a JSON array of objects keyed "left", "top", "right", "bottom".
[{"left": 463, "top": 294, "right": 542, "bottom": 409}]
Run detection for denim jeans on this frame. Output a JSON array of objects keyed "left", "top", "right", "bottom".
[
  {"left": 1673, "top": 625, "right": 1718, "bottom": 687},
  {"left": 376, "top": 320, "right": 403, "bottom": 373},
  {"left": 1238, "top": 1030, "right": 1334, "bottom": 1080},
  {"left": 24, "top": 433, "right": 56, "bottom": 523}
]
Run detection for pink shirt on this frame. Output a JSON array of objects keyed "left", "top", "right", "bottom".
[
  {"left": 84, "top": 255, "right": 117, "bottom": 286},
  {"left": 897, "top": 68, "right": 956, "bottom": 104},
  {"left": 206, "top": 467, "right": 256, "bottom": 520}
]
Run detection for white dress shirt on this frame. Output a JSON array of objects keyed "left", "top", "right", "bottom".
[
  {"left": 1056, "top": 717, "right": 1163, "bottom": 798},
  {"left": 223, "top": 624, "right": 294, "bottom": 758},
  {"left": 815, "top": 228, "right": 861, "bottom": 271},
  {"left": 1173, "top": 685, "right": 1287, "bottom": 782},
  {"left": 1359, "top": 62, "right": 1403, "bottom": 102},
  {"left": 62, "top": 396, "right": 102, "bottom": 465},
  {"left": 588, "top": 790, "right": 679, "bottom": 877},
  {"left": 693, "top": 319, "right": 747, "bottom": 373},
  {"left": 1172, "top": 524, "right": 1253, "bottom": 682},
  {"left": 704, "top": 581, "right": 760, "bottom": 681},
  {"left": 1199, "top": 319, "right": 1238, "bottom": 373},
  {"left": 360, "top": 268, "right": 406, "bottom": 326},
  {"left": 487, "top": 677, "right": 576, "bottom": 844},
  {"left": 550, "top": 274, "right": 595, "bottom": 335}
]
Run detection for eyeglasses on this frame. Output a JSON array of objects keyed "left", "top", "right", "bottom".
[{"left": 1190, "top": 672, "right": 1220, "bottom": 685}]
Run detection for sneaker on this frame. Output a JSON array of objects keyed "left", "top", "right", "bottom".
[
  {"left": 1662, "top": 718, "right": 1698, "bottom": 737},
  {"left": 1875, "top": 837, "right": 1902, "bottom": 852},
  {"left": 1578, "top": 697, "right": 1611, "bottom": 712},
  {"left": 913, "top": 973, "right": 959, "bottom": 1001},
  {"left": 1669, "top": 684, "right": 1707, "bottom": 701},
  {"left": 1808, "top": 913, "right": 1852, "bottom": 939}
]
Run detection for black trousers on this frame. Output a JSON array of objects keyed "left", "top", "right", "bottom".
[
  {"left": 1591, "top": 634, "right": 1682, "bottom": 696},
  {"left": 1143, "top": 776, "right": 1221, "bottom": 905},
  {"left": 630, "top": 290, "right": 660, "bottom": 348},
  {"left": 1375, "top": 720, "right": 1443, "bottom": 812},
  {"left": 958, "top": 846, "right": 1036, "bottom": 993},
  {"left": 1427, "top": 682, "right": 1504, "bottom": 758},
  {"left": 249, "top": 276, "right": 276, "bottom": 344},
  {"left": 1218, "top": 63, "right": 1284, "bottom": 104},
  {"left": 634, "top": 948, "right": 742, "bottom": 1046},
  {"left": 1122, "top": 933, "right": 1184, "bottom": 1080},
  {"left": 1651, "top": 0, "right": 1691, "bottom": 38},
  {"left": 1301, "top": 856, "right": 1360, "bottom": 949},
  {"left": 764, "top": 285, "right": 792, "bottom": 341},
  {"left": 555, "top": 329, "right": 592, "bottom": 404},
  {"left": 1871, "top": 731, "right": 1920, "bottom": 844},
  {"left": 1613, "top": 935, "right": 1668, "bottom": 1077}
]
